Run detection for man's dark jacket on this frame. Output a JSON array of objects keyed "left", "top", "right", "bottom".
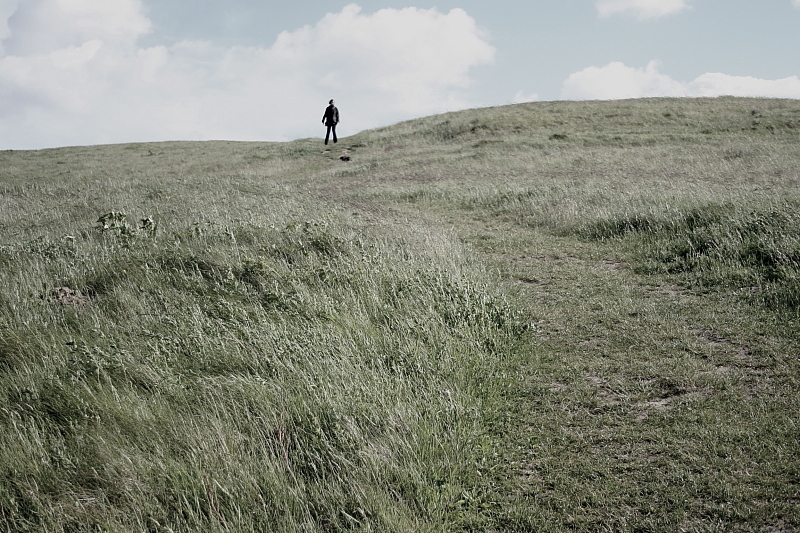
[{"left": 323, "top": 105, "right": 339, "bottom": 126}]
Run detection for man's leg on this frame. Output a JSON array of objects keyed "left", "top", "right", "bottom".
[
  {"left": 325, "top": 126, "right": 331, "bottom": 145},
  {"left": 332, "top": 124, "right": 337, "bottom": 143}
]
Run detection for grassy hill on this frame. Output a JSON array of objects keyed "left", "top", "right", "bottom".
[{"left": 1, "top": 97, "right": 798, "bottom": 532}]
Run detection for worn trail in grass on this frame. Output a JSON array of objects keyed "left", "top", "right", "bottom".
[{"left": 441, "top": 218, "right": 799, "bottom": 531}]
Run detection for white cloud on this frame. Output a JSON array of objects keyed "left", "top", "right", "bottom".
[
  {"left": 561, "top": 61, "right": 686, "bottom": 99},
  {"left": 513, "top": 90, "right": 539, "bottom": 104},
  {"left": 3, "top": 0, "right": 150, "bottom": 55},
  {"left": 561, "top": 61, "right": 800, "bottom": 101},
  {"left": 596, "top": 0, "right": 690, "bottom": 20},
  {"left": 0, "top": 2, "right": 494, "bottom": 149},
  {"left": 689, "top": 73, "right": 800, "bottom": 99},
  {"left": 793, "top": 0, "right": 800, "bottom": 8}
]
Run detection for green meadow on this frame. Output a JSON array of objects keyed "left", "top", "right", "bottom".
[{"left": 1, "top": 96, "right": 798, "bottom": 532}]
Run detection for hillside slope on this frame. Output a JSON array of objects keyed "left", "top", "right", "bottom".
[{"left": 1, "top": 97, "right": 799, "bottom": 532}]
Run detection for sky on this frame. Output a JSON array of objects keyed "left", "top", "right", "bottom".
[{"left": 0, "top": 0, "right": 798, "bottom": 149}]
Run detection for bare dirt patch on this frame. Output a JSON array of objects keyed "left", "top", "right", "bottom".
[
  {"left": 45, "top": 287, "right": 90, "bottom": 306},
  {"left": 601, "top": 260, "right": 623, "bottom": 270},
  {"left": 651, "top": 285, "right": 684, "bottom": 297},
  {"left": 636, "top": 391, "right": 705, "bottom": 421}
]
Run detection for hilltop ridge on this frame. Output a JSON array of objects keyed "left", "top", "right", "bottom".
[{"left": 1, "top": 97, "right": 799, "bottom": 532}]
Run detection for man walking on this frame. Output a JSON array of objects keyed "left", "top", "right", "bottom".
[{"left": 322, "top": 99, "right": 339, "bottom": 145}]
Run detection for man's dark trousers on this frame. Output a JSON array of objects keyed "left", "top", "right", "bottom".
[{"left": 325, "top": 125, "right": 337, "bottom": 145}]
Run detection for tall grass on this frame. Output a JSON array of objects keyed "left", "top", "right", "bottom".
[{"left": 0, "top": 206, "right": 524, "bottom": 531}]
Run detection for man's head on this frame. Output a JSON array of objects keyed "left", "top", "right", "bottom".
[{"left": 329, "top": 99, "right": 334, "bottom": 105}]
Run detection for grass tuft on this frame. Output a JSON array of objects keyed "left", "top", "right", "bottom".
[{"left": 581, "top": 200, "right": 800, "bottom": 312}]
